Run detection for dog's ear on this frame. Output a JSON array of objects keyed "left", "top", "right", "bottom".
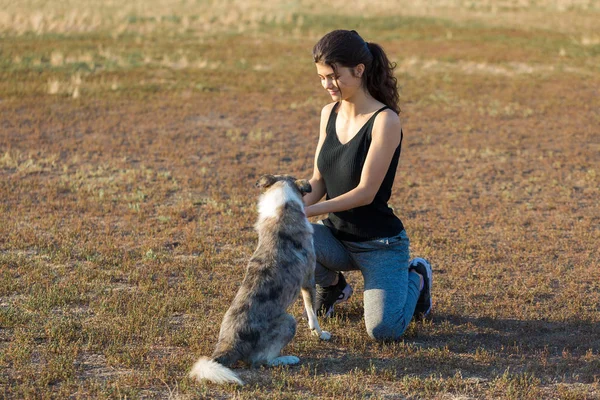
[
  {"left": 256, "top": 174, "right": 277, "bottom": 189},
  {"left": 295, "top": 179, "right": 312, "bottom": 195}
]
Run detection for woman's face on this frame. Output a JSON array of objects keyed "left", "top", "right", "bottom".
[{"left": 316, "top": 62, "right": 364, "bottom": 102}]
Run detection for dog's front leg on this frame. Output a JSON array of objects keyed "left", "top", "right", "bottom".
[{"left": 301, "top": 287, "right": 331, "bottom": 340}]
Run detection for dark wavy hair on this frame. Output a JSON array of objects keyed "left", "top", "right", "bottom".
[{"left": 313, "top": 29, "right": 400, "bottom": 114}]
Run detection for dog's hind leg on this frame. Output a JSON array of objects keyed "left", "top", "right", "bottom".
[
  {"left": 266, "top": 313, "right": 300, "bottom": 366},
  {"left": 268, "top": 355, "right": 300, "bottom": 366},
  {"left": 301, "top": 273, "right": 331, "bottom": 340},
  {"left": 252, "top": 313, "right": 300, "bottom": 366}
]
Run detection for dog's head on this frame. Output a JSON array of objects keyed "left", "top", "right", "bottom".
[{"left": 256, "top": 174, "right": 312, "bottom": 196}]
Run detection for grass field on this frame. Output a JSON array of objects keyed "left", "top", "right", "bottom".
[{"left": 1, "top": 0, "right": 599, "bottom": 398}]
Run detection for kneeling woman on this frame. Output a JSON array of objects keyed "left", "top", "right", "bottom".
[{"left": 303, "top": 30, "right": 433, "bottom": 341}]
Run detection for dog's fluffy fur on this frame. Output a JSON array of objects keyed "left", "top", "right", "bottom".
[{"left": 189, "top": 174, "right": 330, "bottom": 385}]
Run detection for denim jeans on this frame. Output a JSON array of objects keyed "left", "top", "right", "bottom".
[{"left": 312, "top": 223, "right": 421, "bottom": 341}]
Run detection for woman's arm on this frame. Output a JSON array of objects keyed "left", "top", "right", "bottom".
[
  {"left": 303, "top": 103, "right": 336, "bottom": 207},
  {"left": 305, "top": 109, "right": 402, "bottom": 218}
]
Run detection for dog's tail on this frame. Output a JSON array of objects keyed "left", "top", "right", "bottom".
[{"left": 189, "top": 357, "right": 244, "bottom": 385}]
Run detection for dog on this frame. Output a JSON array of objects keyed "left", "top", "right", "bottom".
[{"left": 189, "top": 174, "right": 331, "bottom": 385}]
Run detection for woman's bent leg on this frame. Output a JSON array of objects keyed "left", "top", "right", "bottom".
[
  {"left": 312, "top": 223, "right": 357, "bottom": 286},
  {"left": 347, "top": 231, "right": 420, "bottom": 341}
]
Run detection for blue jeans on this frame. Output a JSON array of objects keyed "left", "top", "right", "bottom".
[{"left": 313, "top": 223, "right": 421, "bottom": 341}]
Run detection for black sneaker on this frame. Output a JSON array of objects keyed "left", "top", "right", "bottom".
[
  {"left": 315, "top": 273, "right": 353, "bottom": 318},
  {"left": 409, "top": 258, "right": 432, "bottom": 320}
]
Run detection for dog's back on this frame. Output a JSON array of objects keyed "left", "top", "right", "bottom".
[{"left": 211, "top": 176, "right": 314, "bottom": 366}]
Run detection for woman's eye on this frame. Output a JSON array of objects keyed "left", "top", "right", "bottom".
[{"left": 319, "top": 75, "right": 338, "bottom": 82}]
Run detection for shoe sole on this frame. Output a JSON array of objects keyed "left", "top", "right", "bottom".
[
  {"left": 323, "top": 284, "right": 353, "bottom": 318},
  {"left": 411, "top": 257, "right": 432, "bottom": 317}
]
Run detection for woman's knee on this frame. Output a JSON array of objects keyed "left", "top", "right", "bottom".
[
  {"left": 311, "top": 222, "right": 330, "bottom": 244},
  {"left": 365, "top": 320, "right": 408, "bottom": 342}
]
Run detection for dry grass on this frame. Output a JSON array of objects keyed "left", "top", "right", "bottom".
[
  {"left": 1, "top": 1, "right": 599, "bottom": 398},
  {"left": 1, "top": 0, "right": 600, "bottom": 36}
]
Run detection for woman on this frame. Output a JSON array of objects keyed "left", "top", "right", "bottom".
[{"left": 303, "top": 30, "right": 432, "bottom": 341}]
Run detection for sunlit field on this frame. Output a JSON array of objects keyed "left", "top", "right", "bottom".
[{"left": 1, "top": 0, "right": 599, "bottom": 398}]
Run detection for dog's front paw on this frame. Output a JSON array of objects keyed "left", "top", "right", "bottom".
[{"left": 312, "top": 329, "right": 331, "bottom": 340}]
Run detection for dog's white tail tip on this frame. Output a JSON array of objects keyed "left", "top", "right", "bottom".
[{"left": 189, "top": 357, "right": 244, "bottom": 385}]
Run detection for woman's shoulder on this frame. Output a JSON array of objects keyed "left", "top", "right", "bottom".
[
  {"left": 374, "top": 107, "right": 401, "bottom": 124},
  {"left": 320, "top": 102, "right": 338, "bottom": 117},
  {"left": 372, "top": 107, "right": 402, "bottom": 136}
]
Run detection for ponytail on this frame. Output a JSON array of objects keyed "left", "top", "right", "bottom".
[{"left": 365, "top": 42, "right": 400, "bottom": 114}]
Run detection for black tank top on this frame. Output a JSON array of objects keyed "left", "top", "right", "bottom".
[{"left": 317, "top": 102, "right": 404, "bottom": 242}]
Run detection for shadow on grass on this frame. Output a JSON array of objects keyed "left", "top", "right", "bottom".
[
  {"left": 292, "top": 313, "right": 600, "bottom": 384},
  {"left": 434, "top": 313, "right": 600, "bottom": 357}
]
